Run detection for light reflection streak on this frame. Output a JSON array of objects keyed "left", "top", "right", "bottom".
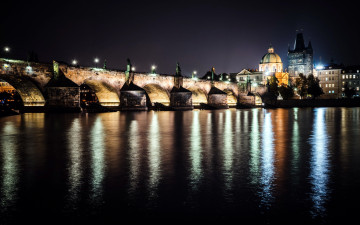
[
  {"left": 205, "top": 113, "right": 213, "bottom": 173},
  {"left": 129, "top": 120, "right": 140, "bottom": 195},
  {"left": 223, "top": 110, "right": 233, "bottom": 195},
  {"left": 67, "top": 118, "right": 82, "bottom": 207},
  {"left": 148, "top": 112, "right": 160, "bottom": 199},
  {"left": 260, "top": 112, "right": 275, "bottom": 208},
  {"left": 250, "top": 109, "right": 260, "bottom": 184},
  {"left": 292, "top": 108, "right": 300, "bottom": 175},
  {"left": 190, "top": 111, "right": 202, "bottom": 190},
  {"left": 90, "top": 117, "right": 105, "bottom": 202},
  {"left": 309, "top": 108, "right": 329, "bottom": 218},
  {"left": 0, "top": 122, "right": 18, "bottom": 212}
]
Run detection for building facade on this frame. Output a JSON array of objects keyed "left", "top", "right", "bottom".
[
  {"left": 317, "top": 68, "right": 342, "bottom": 99},
  {"left": 288, "top": 32, "right": 313, "bottom": 76},
  {"left": 340, "top": 68, "right": 360, "bottom": 97}
]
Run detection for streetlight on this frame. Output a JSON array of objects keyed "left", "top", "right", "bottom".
[
  {"left": 72, "top": 59, "right": 78, "bottom": 66},
  {"left": 151, "top": 65, "right": 156, "bottom": 74},
  {"left": 4, "top": 46, "right": 10, "bottom": 52},
  {"left": 192, "top": 70, "right": 197, "bottom": 79},
  {"left": 131, "top": 66, "right": 135, "bottom": 71},
  {"left": 94, "top": 58, "right": 99, "bottom": 67}
]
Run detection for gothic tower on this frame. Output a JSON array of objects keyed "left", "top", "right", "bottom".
[{"left": 288, "top": 32, "right": 313, "bottom": 76}]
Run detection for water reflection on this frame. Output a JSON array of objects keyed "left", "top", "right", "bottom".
[
  {"left": 0, "top": 122, "right": 19, "bottom": 212},
  {"left": 90, "top": 117, "right": 105, "bottom": 203},
  {"left": 148, "top": 112, "right": 160, "bottom": 199},
  {"left": 67, "top": 118, "right": 83, "bottom": 207},
  {"left": 309, "top": 108, "right": 330, "bottom": 218},
  {"left": 291, "top": 108, "right": 300, "bottom": 179},
  {"left": 223, "top": 110, "right": 233, "bottom": 195},
  {"left": 129, "top": 120, "right": 140, "bottom": 195},
  {"left": 250, "top": 109, "right": 260, "bottom": 184},
  {"left": 259, "top": 112, "right": 275, "bottom": 208},
  {"left": 189, "top": 110, "right": 202, "bottom": 190}
]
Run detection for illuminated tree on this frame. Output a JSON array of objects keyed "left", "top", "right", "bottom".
[
  {"left": 295, "top": 73, "right": 308, "bottom": 99},
  {"left": 267, "top": 74, "right": 279, "bottom": 96}
]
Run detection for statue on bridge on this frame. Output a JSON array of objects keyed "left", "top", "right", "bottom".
[
  {"left": 176, "top": 62, "right": 182, "bottom": 77},
  {"left": 125, "top": 58, "right": 132, "bottom": 85}
]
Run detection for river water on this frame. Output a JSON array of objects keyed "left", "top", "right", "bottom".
[{"left": 0, "top": 108, "right": 360, "bottom": 224}]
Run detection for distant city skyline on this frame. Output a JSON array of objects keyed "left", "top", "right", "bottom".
[{"left": 1, "top": 0, "right": 359, "bottom": 75}]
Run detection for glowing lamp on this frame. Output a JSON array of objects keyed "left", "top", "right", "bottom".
[
  {"left": 316, "top": 65, "right": 324, "bottom": 70},
  {"left": 72, "top": 59, "right": 78, "bottom": 65},
  {"left": 94, "top": 58, "right": 99, "bottom": 63},
  {"left": 4, "top": 47, "right": 10, "bottom": 52}
]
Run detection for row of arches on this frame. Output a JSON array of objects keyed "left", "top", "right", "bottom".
[{"left": 0, "top": 75, "right": 239, "bottom": 108}]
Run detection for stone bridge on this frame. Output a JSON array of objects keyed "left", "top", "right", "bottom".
[{"left": 0, "top": 58, "right": 264, "bottom": 108}]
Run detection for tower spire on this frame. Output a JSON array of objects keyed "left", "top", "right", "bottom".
[{"left": 294, "top": 32, "right": 306, "bottom": 51}]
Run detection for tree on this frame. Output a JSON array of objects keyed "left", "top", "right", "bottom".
[
  {"left": 343, "top": 83, "right": 356, "bottom": 98},
  {"left": 307, "top": 74, "right": 324, "bottom": 99},
  {"left": 267, "top": 74, "right": 279, "bottom": 96},
  {"left": 278, "top": 84, "right": 294, "bottom": 100},
  {"left": 294, "top": 73, "right": 308, "bottom": 99}
]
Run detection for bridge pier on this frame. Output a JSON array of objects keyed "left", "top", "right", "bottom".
[
  {"left": 170, "top": 87, "right": 193, "bottom": 110},
  {"left": 120, "top": 82, "right": 148, "bottom": 111},
  {"left": 45, "top": 62, "right": 81, "bottom": 112},
  {"left": 207, "top": 86, "right": 229, "bottom": 109}
]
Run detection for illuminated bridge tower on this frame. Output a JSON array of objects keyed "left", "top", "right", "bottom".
[{"left": 288, "top": 32, "right": 313, "bottom": 76}]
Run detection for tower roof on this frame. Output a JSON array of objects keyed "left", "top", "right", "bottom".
[{"left": 294, "top": 33, "right": 306, "bottom": 51}]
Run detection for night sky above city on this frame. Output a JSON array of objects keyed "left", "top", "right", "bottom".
[{"left": 1, "top": 0, "right": 359, "bottom": 75}]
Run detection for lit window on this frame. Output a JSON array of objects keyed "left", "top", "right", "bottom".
[
  {"left": 342, "top": 75, "right": 345, "bottom": 79},
  {"left": 332, "top": 91, "right": 334, "bottom": 93},
  {"left": 320, "top": 84, "right": 321, "bottom": 87},
  {"left": 329, "top": 91, "right": 331, "bottom": 93},
  {"left": 326, "top": 84, "right": 328, "bottom": 87},
  {"left": 326, "top": 77, "right": 328, "bottom": 81},
  {"left": 326, "top": 72, "right": 328, "bottom": 74},
  {"left": 357, "top": 87, "right": 360, "bottom": 91},
  {"left": 346, "top": 75, "right": 348, "bottom": 79},
  {"left": 354, "top": 75, "right": 356, "bottom": 79}
]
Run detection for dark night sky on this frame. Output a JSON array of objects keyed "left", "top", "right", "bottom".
[{"left": 1, "top": 0, "right": 359, "bottom": 75}]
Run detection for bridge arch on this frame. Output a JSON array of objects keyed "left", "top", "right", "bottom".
[
  {"left": 83, "top": 79, "right": 120, "bottom": 106},
  {"left": 0, "top": 74, "right": 45, "bottom": 106},
  {"left": 187, "top": 86, "right": 208, "bottom": 105},
  {"left": 142, "top": 83, "right": 170, "bottom": 106},
  {"left": 223, "top": 89, "right": 238, "bottom": 106}
]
